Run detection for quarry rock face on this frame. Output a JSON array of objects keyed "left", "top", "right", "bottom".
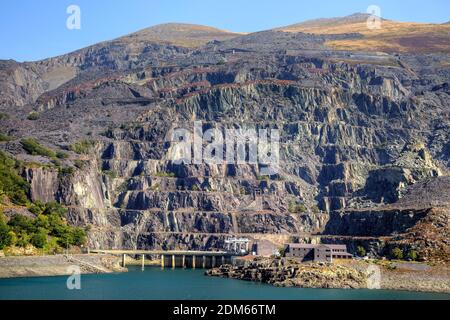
[{"left": 0, "top": 18, "right": 449, "bottom": 259}]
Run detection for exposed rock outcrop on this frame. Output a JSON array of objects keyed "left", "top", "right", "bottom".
[
  {"left": 206, "top": 258, "right": 367, "bottom": 289},
  {"left": 0, "top": 18, "right": 448, "bottom": 259}
]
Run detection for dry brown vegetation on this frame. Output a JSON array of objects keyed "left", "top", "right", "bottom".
[{"left": 279, "top": 18, "right": 450, "bottom": 53}]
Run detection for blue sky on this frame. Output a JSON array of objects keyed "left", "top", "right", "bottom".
[{"left": 1, "top": 0, "right": 449, "bottom": 62}]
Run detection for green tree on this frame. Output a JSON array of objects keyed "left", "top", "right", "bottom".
[
  {"left": 43, "top": 201, "right": 68, "bottom": 217},
  {"left": 57, "top": 226, "right": 74, "bottom": 248},
  {"left": 7, "top": 230, "right": 17, "bottom": 246},
  {"left": 8, "top": 215, "right": 34, "bottom": 234},
  {"left": 0, "top": 151, "right": 30, "bottom": 205},
  {"left": 71, "top": 227, "right": 87, "bottom": 246},
  {"left": 0, "top": 214, "right": 13, "bottom": 249},
  {"left": 43, "top": 237, "right": 60, "bottom": 254},
  {"left": 16, "top": 231, "right": 31, "bottom": 247},
  {"left": 30, "top": 201, "right": 68, "bottom": 218},
  {"left": 30, "top": 228, "right": 48, "bottom": 248},
  {"left": 407, "top": 250, "right": 419, "bottom": 261},
  {"left": 356, "top": 246, "right": 366, "bottom": 257},
  {"left": 28, "top": 201, "right": 46, "bottom": 215},
  {"left": 391, "top": 247, "right": 404, "bottom": 260},
  {"left": 33, "top": 214, "right": 50, "bottom": 230},
  {"left": 47, "top": 213, "right": 66, "bottom": 236},
  {"left": 4, "top": 202, "right": 87, "bottom": 252}
]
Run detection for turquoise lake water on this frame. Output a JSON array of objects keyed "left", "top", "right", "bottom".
[{"left": 0, "top": 267, "right": 449, "bottom": 300}]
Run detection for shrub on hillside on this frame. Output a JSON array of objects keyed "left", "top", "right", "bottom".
[
  {"left": 391, "top": 247, "right": 404, "bottom": 260},
  {"left": 357, "top": 246, "right": 366, "bottom": 257},
  {"left": 56, "top": 151, "right": 69, "bottom": 159},
  {"left": 288, "top": 201, "right": 307, "bottom": 214},
  {"left": 70, "top": 139, "right": 96, "bottom": 155},
  {"left": 0, "top": 213, "right": 13, "bottom": 249},
  {"left": 27, "top": 112, "right": 40, "bottom": 121},
  {"left": 30, "top": 228, "right": 48, "bottom": 248},
  {"left": 0, "top": 133, "right": 13, "bottom": 142},
  {"left": 4, "top": 202, "right": 86, "bottom": 251},
  {"left": 0, "top": 152, "right": 30, "bottom": 205},
  {"left": 407, "top": 250, "right": 419, "bottom": 261},
  {"left": 20, "top": 138, "right": 56, "bottom": 158}
]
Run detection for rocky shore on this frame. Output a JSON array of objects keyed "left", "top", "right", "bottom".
[
  {"left": 0, "top": 254, "right": 125, "bottom": 278},
  {"left": 206, "top": 258, "right": 367, "bottom": 289},
  {"left": 206, "top": 258, "right": 450, "bottom": 293}
]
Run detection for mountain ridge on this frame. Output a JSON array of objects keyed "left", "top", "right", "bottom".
[
  {"left": 0, "top": 11, "right": 449, "bottom": 261},
  {"left": 276, "top": 13, "right": 450, "bottom": 53},
  {"left": 3, "top": 13, "right": 449, "bottom": 64},
  {"left": 117, "top": 22, "right": 240, "bottom": 48}
]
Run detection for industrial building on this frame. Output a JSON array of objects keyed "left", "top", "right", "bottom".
[{"left": 284, "top": 243, "right": 353, "bottom": 263}]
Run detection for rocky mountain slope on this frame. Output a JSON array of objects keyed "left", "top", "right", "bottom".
[
  {"left": 120, "top": 23, "right": 240, "bottom": 48},
  {"left": 278, "top": 13, "right": 450, "bottom": 53},
  {"left": 0, "top": 14, "right": 449, "bottom": 260}
]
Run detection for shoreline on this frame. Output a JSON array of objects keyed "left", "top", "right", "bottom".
[
  {"left": 0, "top": 254, "right": 126, "bottom": 279},
  {"left": 1, "top": 255, "right": 448, "bottom": 294},
  {"left": 206, "top": 258, "right": 450, "bottom": 294}
]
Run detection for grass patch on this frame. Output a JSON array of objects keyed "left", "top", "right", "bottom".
[
  {"left": 74, "top": 159, "right": 87, "bottom": 169},
  {"left": 150, "top": 184, "right": 160, "bottom": 191},
  {"left": 27, "top": 112, "right": 40, "bottom": 121},
  {"left": 154, "top": 172, "right": 176, "bottom": 178},
  {"left": 288, "top": 201, "right": 307, "bottom": 214},
  {"left": 56, "top": 151, "right": 69, "bottom": 160},
  {"left": 20, "top": 138, "right": 56, "bottom": 159},
  {"left": 103, "top": 170, "right": 117, "bottom": 179},
  {"left": 58, "top": 167, "right": 75, "bottom": 177},
  {"left": 70, "top": 139, "right": 96, "bottom": 155},
  {"left": 0, "top": 133, "right": 13, "bottom": 142}
]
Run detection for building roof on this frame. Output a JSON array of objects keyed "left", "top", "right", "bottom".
[
  {"left": 286, "top": 243, "right": 348, "bottom": 251},
  {"left": 324, "top": 244, "right": 348, "bottom": 250},
  {"left": 287, "top": 243, "right": 318, "bottom": 249}
]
